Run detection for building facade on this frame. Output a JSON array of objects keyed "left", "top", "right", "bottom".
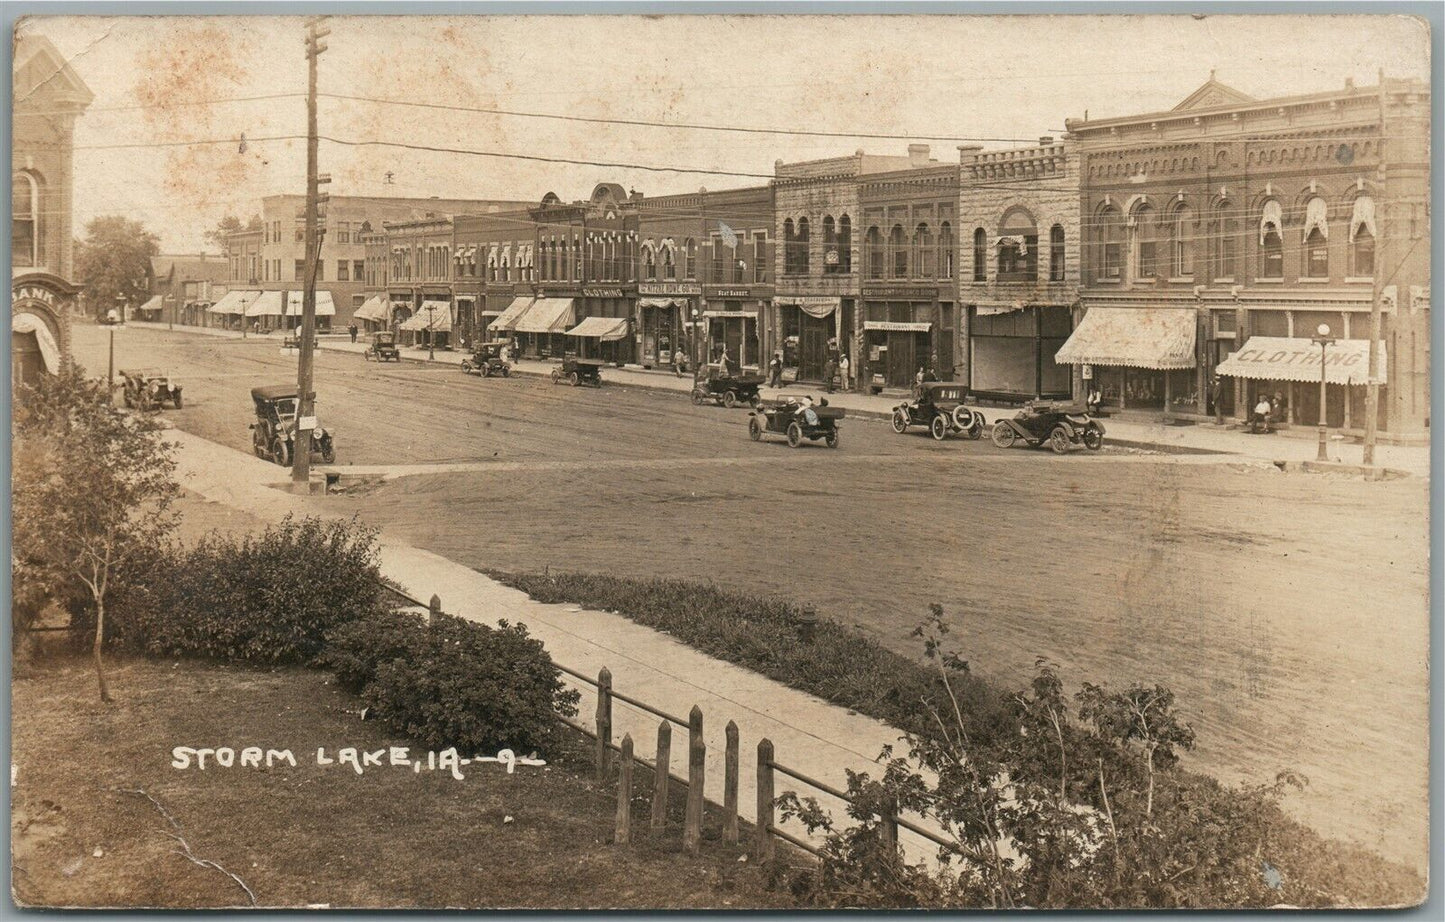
[
  {"left": 1065, "top": 75, "right": 1430, "bottom": 437},
  {"left": 384, "top": 215, "right": 456, "bottom": 347},
  {"left": 12, "top": 32, "right": 93, "bottom": 385},
  {"left": 149, "top": 254, "right": 230, "bottom": 326}
]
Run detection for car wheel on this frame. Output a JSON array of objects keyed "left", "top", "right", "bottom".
[
  {"left": 967, "top": 416, "right": 986, "bottom": 440},
  {"left": 1083, "top": 425, "right": 1104, "bottom": 451},
  {"left": 749, "top": 417, "right": 762, "bottom": 441},
  {"left": 1050, "top": 425, "right": 1071, "bottom": 454},
  {"left": 786, "top": 422, "right": 803, "bottom": 448},
  {"left": 723, "top": 390, "right": 738, "bottom": 409},
  {"left": 930, "top": 414, "right": 949, "bottom": 441},
  {"left": 551, "top": 370, "right": 561, "bottom": 384},
  {"left": 991, "top": 422, "right": 1017, "bottom": 449},
  {"left": 173, "top": 393, "right": 183, "bottom": 409},
  {"left": 276, "top": 440, "right": 292, "bottom": 467},
  {"left": 826, "top": 429, "right": 839, "bottom": 449},
  {"left": 691, "top": 389, "right": 705, "bottom": 406},
  {"left": 891, "top": 409, "right": 909, "bottom": 434},
  {"left": 569, "top": 371, "right": 580, "bottom": 386},
  {"left": 952, "top": 405, "right": 974, "bottom": 431}
]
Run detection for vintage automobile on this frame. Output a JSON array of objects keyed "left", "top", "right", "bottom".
[
  {"left": 692, "top": 371, "right": 765, "bottom": 409},
  {"left": 891, "top": 382, "right": 985, "bottom": 441},
  {"left": 120, "top": 369, "right": 182, "bottom": 411},
  {"left": 991, "top": 401, "right": 1105, "bottom": 454},
  {"left": 362, "top": 331, "right": 402, "bottom": 362},
  {"left": 249, "top": 384, "right": 336, "bottom": 466},
  {"left": 748, "top": 398, "right": 844, "bottom": 448},
  {"left": 550, "top": 355, "right": 606, "bottom": 387},
  {"left": 461, "top": 341, "right": 512, "bottom": 378}
]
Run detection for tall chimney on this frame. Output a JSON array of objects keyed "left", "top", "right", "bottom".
[{"left": 908, "top": 143, "right": 931, "bottom": 167}]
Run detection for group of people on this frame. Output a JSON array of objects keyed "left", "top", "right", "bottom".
[
  {"left": 1250, "top": 391, "right": 1289, "bottom": 433},
  {"left": 761, "top": 350, "right": 852, "bottom": 391}
]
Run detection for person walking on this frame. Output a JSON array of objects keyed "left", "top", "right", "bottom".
[{"left": 768, "top": 351, "right": 783, "bottom": 388}]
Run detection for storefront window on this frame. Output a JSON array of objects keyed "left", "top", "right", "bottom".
[{"left": 970, "top": 306, "right": 1071, "bottom": 399}]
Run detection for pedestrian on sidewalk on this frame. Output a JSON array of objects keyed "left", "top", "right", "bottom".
[
  {"left": 768, "top": 351, "right": 783, "bottom": 388},
  {"left": 717, "top": 344, "right": 731, "bottom": 377},
  {"left": 823, "top": 355, "right": 837, "bottom": 393},
  {"left": 348, "top": 322, "right": 358, "bottom": 343},
  {"left": 839, "top": 353, "right": 851, "bottom": 392}
]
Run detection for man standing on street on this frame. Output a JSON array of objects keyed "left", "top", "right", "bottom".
[
  {"left": 839, "top": 352, "right": 851, "bottom": 392},
  {"left": 348, "top": 322, "right": 358, "bottom": 343},
  {"left": 769, "top": 351, "right": 783, "bottom": 388}
]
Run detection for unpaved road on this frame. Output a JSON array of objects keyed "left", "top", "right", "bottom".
[{"left": 75, "top": 324, "right": 1429, "bottom": 869}]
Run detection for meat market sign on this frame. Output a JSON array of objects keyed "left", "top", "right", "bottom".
[{"left": 1214, "top": 336, "right": 1386, "bottom": 385}]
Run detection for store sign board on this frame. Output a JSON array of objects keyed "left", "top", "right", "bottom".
[
  {"left": 638, "top": 282, "right": 702, "bottom": 296},
  {"left": 863, "top": 321, "right": 932, "bottom": 333},
  {"left": 582, "top": 288, "right": 625, "bottom": 298}
]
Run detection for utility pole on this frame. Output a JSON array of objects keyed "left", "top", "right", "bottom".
[
  {"left": 294, "top": 16, "right": 330, "bottom": 486},
  {"left": 1363, "top": 69, "right": 1386, "bottom": 467}
]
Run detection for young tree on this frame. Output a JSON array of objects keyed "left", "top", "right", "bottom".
[
  {"left": 75, "top": 216, "right": 160, "bottom": 319},
  {"left": 12, "top": 368, "right": 179, "bottom": 701}
]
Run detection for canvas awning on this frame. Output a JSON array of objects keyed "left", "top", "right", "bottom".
[
  {"left": 513, "top": 297, "right": 576, "bottom": 334},
  {"left": 137, "top": 295, "right": 163, "bottom": 314},
  {"left": 209, "top": 289, "right": 260, "bottom": 315},
  {"left": 399, "top": 301, "right": 453, "bottom": 332},
  {"left": 1215, "top": 337, "right": 1386, "bottom": 385},
  {"left": 776, "top": 296, "right": 839, "bottom": 318},
  {"left": 353, "top": 295, "right": 389, "bottom": 323},
  {"left": 566, "top": 316, "right": 631, "bottom": 341},
  {"left": 638, "top": 297, "right": 684, "bottom": 308},
  {"left": 245, "top": 290, "right": 286, "bottom": 317},
  {"left": 490, "top": 296, "right": 536, "bottom": 331},
  {"left": 1054, "top": 307, "right": 1196, "bottom": 370},
  {"left": 285, "top": 290, "right": 336, "bottom": 317},
  {"left": 13, "top": 312, "right": 60, "bottom": 374}
]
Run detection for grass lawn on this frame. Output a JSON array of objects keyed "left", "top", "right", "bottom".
[{"left": 10, "top": 655, "right": 800, "bottom": 909}]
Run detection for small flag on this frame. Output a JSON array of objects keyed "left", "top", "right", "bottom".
[{"left": 719, "top": 222, "right": 737, "bottom": 249}]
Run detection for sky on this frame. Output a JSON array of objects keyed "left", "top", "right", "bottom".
[{"left": 15, "top": 12, "right": 1432, "bottom": 253}]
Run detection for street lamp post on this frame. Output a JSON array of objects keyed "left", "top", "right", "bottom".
[
  {"left": 425, "top": 303, "right": 438, "bottom": 361},
  {"left": 1311, "top": 323, "right": 1336, "bottom": 463}
]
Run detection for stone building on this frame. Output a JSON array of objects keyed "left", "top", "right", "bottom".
[
  {"left": 12, "top": 31, "right": 93, "bottom": 385},
  {"left": 1064, "top": 74, "right": 1430, "bottom": 438},
  {"left": 956, "top": 139, "right": 1081, "bottom": 403},
  {"left": 384, "top": 215, "right": 456, "bottom": 347}
]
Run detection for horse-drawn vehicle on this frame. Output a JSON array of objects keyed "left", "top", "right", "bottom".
[
  {"left": 461, "top": 341, "right": 512, "bottom": 378},
  {"left": 363, "top": 331, "right": 401, "bottom": 362},
  {"left": 119, "top": 369, "right": 182, "bottom": 411},
  {"left": 692, "top": 371, "right": 765, "bottom": 409},
  {"left": 748, "top": 398, "right": 844, "bottom": 448},
  {"left": 891, "top": 382, "right": 985, "bottom": 441},
  {"left": 550, "top": 355, "right": 606, "bottom": 387},
  {"left": 249, "top": 384, "right": 336, "bottom": 466}
]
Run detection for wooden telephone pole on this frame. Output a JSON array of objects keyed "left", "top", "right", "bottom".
[
  {"left": 293, "top": 16, "right": 330, "bottom": 486},
  {"left": 1362, "top": 70, "right": 1386, "bottom": 468}
]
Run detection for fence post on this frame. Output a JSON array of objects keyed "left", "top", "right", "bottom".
[
  {"left": 595, "top": 668, "right": 612, "bottom": 783},
  {"left": 683, "top": 705, "right": 705, "bottom": 854},
  {"left": 723, "top": 720, "right": 739, "bottom": 845},
  {"left": 881, "top": 794, "right": 899, "bottom": 856},
  {"left": 428, "top": 594, "right": 441, "bottom": 625},
  {"left": 615, "top": 734, "right": 634, "bottom": 844},
  {"left": 651, "top": 719, "right": 671, "bottom": 831},
  {"left": 755, "top": 738, "right": 775, "bottom": 861}
]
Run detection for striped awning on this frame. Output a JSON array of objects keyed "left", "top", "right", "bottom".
[
  {"left": 1215, "top": 337, "right": 1386, "bottom": 385},
  {"left": 1054, "top": 307, "right": 1196, "bottom": 370},
  {"left": 399, "top": 301, "right": 453, "bottom": 332},
  {"left": 490, "top": 296, "right": 536, "bottom": 332},
  {"left": 285, "top": 290, "right": 336, "bottom": 317},
  {"left": 513, "top": 298, "right": 576, "bottom": 334},
  {"left": 245, "top": 290, "right": 286, "bottom": 317},
  {"left": 566, "top": 316, "right": 630, "bottom": 341},
  {"left": 353, "top": 295, "right": 389, "bottom": 323},
  {"left": 209, "top": 290, "right": 260, "bottom": 315}
]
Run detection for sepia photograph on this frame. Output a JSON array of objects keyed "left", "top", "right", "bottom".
[{"left": 7, "top": 5, "right": 1436, "bottom": 911}]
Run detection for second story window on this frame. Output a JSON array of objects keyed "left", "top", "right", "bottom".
[
  {"left": 1169, "top": 205, "right": 1193, "bottom": 278},
  {"left": 1350, "top": 196, "right": 1376, "bottom": 277},
  {"left": 867, "top": 226, "right": 884, "bottom": 280},
  {"left": 12, "top": 171, "right": 39, "bottom": 267},
  {"left": 914, "top": 223, "right": 934, "bottom": 278},
  {"left": 754, "top": 233, "right": 768, "bottom": 282},
  {"left": 1096, "top": 205, "right": 1122, "bottom": 280},
  {"left": 939, "top": 222, "right": 954, "bottom": 280},
  {"left": 1130, "top": 204, "right": 1156, "bottom": 280},
  {"left": 1048, "top": 224, "right": 1065, "bottom": 282},
  {"left": 838, "top": 215, "right": 852, "bottom": 273},
  {"left": 889, "top": 224, "right": 907, "bottom": 279},
  {"left": 972, "top": 227, "right": 987, "bottom": 281},
  {"left": 643, "top": 245, "right": 657, "bottom": 281},
  {"left": 1258, "top": 200, "right": 1284, "bottom": 279},
  {"left": 1302, "top": 197, "right": 1329, "bottom": 278}
]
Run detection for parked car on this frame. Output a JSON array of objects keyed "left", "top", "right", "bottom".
[
  {"left": 748, "top": 398, "right": 844, "bottom": 448},
  {"left": 120, "top": 369, "right": 182, "bottom": 411},
  {"left": 249, "top": 384, "right": 336, "bottom": 466},
  {"left": 991, "top": 401, "right": 1104, "bottom": 454},
  {"left": 363, "top": 331, "right": 401, "bottom": 362},
  {"left": 550, "top": 355, "right": 605, "bottom": 387},
  {"left": 891, "top": 382, "right": 985, "bottom": 441},
  {"left": 461, "top": 341, "right": 512, "bottom": 378},
  {"left": 692, "top": 371, "right": 765, "bottom": 409}
]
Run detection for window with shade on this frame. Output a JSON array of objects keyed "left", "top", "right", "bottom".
[
  {"left": 1096, "top": 206, "right": 1122, "bottom": 280},
  {"left": 914, "top": 223, "right": 934, "bottom": 278},
  {"left": 939, "top": 222, "right": 954, "bottom": 279},
  {"left": 1169, "top": 205, "right": 1193, "bottom": 277},
  {"left": 822, "top": 216, "right": 839, "bottom": 273},
  {"left": 1258, "top": 200, "right": 1284, "bottom": 278},
  {"left": 1302, "top": 197, "right": 1329, "bottom": 278},
  {"left": 754, "top": 233, "right": 767, "bottom": 282},
  {"left": 1131, "top": 204, "right": 1157, "bottom": 280},
  {"left": 838, "top": 215, "right": 852, "bottom": 273},
  {"left": 996, "top": 209, "right": 1038, "bottom": 282},
  {"left": 1350, "top": 196, "right": 1376, "bottom": 277}
]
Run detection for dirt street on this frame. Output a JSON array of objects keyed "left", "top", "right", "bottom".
[{"left": 74, "top": 324, "right": 1429, "bottom": 869}]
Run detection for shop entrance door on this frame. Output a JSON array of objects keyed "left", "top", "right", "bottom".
[
  {"left": 800, "top": 320, "right": 828, "bottom": 381},
  {"left": 886, "top": 331, "right": 915, "bottom": 387}
]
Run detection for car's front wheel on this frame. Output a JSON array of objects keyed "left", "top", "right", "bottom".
[
  {"left": 991, "top": 422, "right": 1017, "bottom": 449},
  {"left": 320, "top": 441, "right": 336, "bottom": 464},
  {"left": 723, "top": 390, "right": 738, "bottom": 409},
  {"left": 748, "top": 417, "right": 762, "bottom": 441},
  {"left": 891, "top": 409, "right": 909, "bottom": 434},
  {"left": 930, "top": 414, "right": 949, "bottom": 441},
  {"left": 172, "top": 392, "right": 183, "bottom": 409},
  {"left": 826, "top": 429, "right": 839, "bottom": 449},
  {"left": 692, "top": 389, "right": 705, "bottom": 406},
  {"left": 1083, "top": 425, "right": 1104, "bottom": 451},
  {"left": 786, "top": 422, "right": 803, "bottom": 448},
  {"left": 276, "top": 440, "right": 292, "bottom": 467},
  {"left": 569, "top": 371, "right": 580, "bottom": 386},
  {"left": 1049, "top": 425, "right": 1072, "bottom": 454}
]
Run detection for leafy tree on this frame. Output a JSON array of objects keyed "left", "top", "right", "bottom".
[
  {"left": 204, "top": 214, "right": 245, "bottom": 249},
  {"left": 74, "top": 216, "right": 160, "bottom": 319},
  {"left": 246, "top": 213, "right": 263, "bottom": 231},
  {"left": 11, "top": 368, "right": 179, "bottom": 701}
]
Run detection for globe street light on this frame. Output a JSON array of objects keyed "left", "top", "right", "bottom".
[{"left": 1311, "top": 322, "right": 1336, "bottom": 463}]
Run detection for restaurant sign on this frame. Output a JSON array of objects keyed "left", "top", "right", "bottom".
[
  {"left": 638, "top": 282, "right": 702, "bottom": 296},
  {"left": 861, "top": 285, "right": 944, "bottom": 299}
]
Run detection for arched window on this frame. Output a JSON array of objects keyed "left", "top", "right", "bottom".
[
  {"left": 796, "top": 217, "right": 810, "bottom": 274},
  {"left": 866, "top": 226, "right": 883, "bottom": 280},
  {"left": 1049, "top": 224, "right": 1065, "bottom": 282},
  {"left": 643, "top": 243, "right": 656, "bottom": 282},
  {"left": 1170, "top": 205, "right": 1193, "bottom": 277},
  {"left": 1097, "top": 207, "right": 1122, "bottom": 280},
  {"left": 1259, "top": 200, "right": 1284, "bottom": 278},
  {"left": 838, "top": 215, "right": 852, "bottom": 273},
  {"left": 822, "top": 216, "right": 838, "bottom": 274},
  {"left": 997, "top": 209, "right": 1038, "bottom": 282},
  {"left": 658, "top": 243, "right": 672, "bottom": 280},
  {"left": 889, "top": 224, "right": 907, "bottom": 279},
  {"left": 939, "top": 222, "right": 954, "bottom": 279},
  {"left": 1350, "top": 196, "right": 1376, "bottom": 277},
  {"left": 972, "top": 227, "right": 987, "bottom": 281},
  {"left": 914, "top": 223, "right": 934, "bottom": 278},
  {"left": 1302, "top": 197, "right": 1329, "bottom": 278},
  {"left": 783, "top": 219, "right": 797, "bottom": 275},
  {"left": 1131, "top": 203, "right": 1157, "bottom": 279},
  {"left": 684, "top": 238, "right": 697, "bottom": 280}
]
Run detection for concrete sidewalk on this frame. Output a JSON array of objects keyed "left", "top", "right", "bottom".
[
  {"left": 134, "top": 320, "right": 1429, "bottom": 476},
  {"left": 168, "top": 428, "right": 943, "bottom": 861}
]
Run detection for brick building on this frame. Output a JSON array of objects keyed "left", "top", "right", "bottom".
[
  {"left": 148, "top": 254, "right": 230, "bottom": 326},
  {"left": 1064, "top": 74, "right": 1430, "bottom": 437},
  {"left": 451, "top": 208, "right": 536, "bottom": 347},
  {"left": 384, "top": 215, "right": 455, "bottom": 347}
]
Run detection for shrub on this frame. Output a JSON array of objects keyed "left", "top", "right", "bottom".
[
  {"left": 322, "top": 611, "right": 580, "bottom": 754},
  {"left": 119, "top": 515, "right": 385, "bottom": 663}
]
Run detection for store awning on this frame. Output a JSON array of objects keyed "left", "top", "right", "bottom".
[
  {"left": 639, "top": 297, "right": 683, "bottom": 309},
  {"left": 209, "top": 289, "right": 260, "bottom": 315},
  {"left": 490, "top": 296, "right": 536, "bottom": 331},
  {"left": 137, "top": 296, "right": 163, "bottom": 314},
  {"left": 777, "top": 296, "right": 839, "bottom": 318},
  {"left": 285, "top": 290, "right": 336, "bottom": 317},
  {"left": 245, "top": 290, "right": 286, "bottom": 317},
  {"left": 513, "top": 297, "right": 576, "bottom": 334},
  {"left": 353, "top": 295, "right": 389, "bottom": 323},
  {"left": 566, "top": 316, "right": 631, "bottom": 341},
  {"left": 864, "top": 321, "right": 931, "bottom": 333},
  {"left": 399, "top": 301, "right": 453, "bottom": 332},
  {"left": 1054, "top": 307, "right": 1196, "bottom": 370},
  {"left": 13, "top": 312, "right": 60, "bottom": 374},
  {"left": 1215, "top": 337, "right": 1386, "bottom": 385}
]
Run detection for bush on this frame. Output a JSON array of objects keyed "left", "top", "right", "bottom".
[
  {"left": 119, "top": 515, "right": 385, "bottom": 663},
  {"left": 321, "top": 611, "right": 580, "bottom": 754}
]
